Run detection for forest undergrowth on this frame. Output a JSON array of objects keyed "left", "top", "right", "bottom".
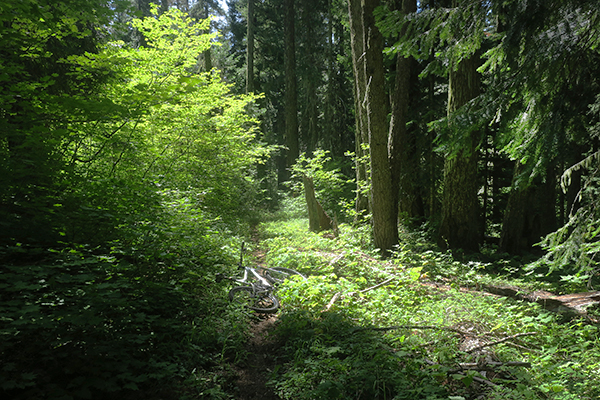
[
  {"left": 236, "top": 218, "right": 600, "bottom": 400},
  {"left": 2, "top": 214, "right": 599, "bottom": 400}
]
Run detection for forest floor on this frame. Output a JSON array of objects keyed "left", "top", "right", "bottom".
[
  {"left": 223, "top": 219, "right": 600, "bottom": 400},
  {"left": 234, "top": 234, "right": 282, "bottom": 399}
]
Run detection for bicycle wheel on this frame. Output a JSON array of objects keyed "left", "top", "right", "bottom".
[
  {"left": 228, "top": 286, "right": 280, "bottom": 313},
  {"left": 265, "top": 267, "right": 306, "bottom": 285}
]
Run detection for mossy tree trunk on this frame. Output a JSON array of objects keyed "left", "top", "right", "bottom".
[
  {"left": 389, "top": 0, "right": 421, "bottom": 223},
  {"left": 246, "top": 0, "right": 254, "bottom": 94}
]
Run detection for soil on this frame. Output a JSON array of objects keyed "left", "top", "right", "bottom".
[{"left": 235, "top": 314, "right": 282, "bottom": 400}]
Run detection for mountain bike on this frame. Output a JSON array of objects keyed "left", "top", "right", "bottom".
[{"left": 216, "top": 242, "right": 306, "bottom": 313}]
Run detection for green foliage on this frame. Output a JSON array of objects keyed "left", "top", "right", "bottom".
[
  {"left": 260, "top": 218, "right": 600, "bottom": 400},
  {"left": 1, "top": 3, "right": 266, "bottom": 399},
  {"left": 0, "top": 0, "right": 128, "bottom": 244},
  {"left": 531, "top": 179, "right": 600, "bottom": 288},
  {"left": 376, "top": 1, "right": 489, "bottom": 76},
  {"left": 76, "top": 6, "right": 267, "bottom": 229},
  {"left": 1, "top": 2, "right": 267, "bottom": 246},
  {"left": 0, "top": 240, "right": 248, "bottom": 399},
  {"left": 272, "top": 311, "right": 446, "bottom": 400}
]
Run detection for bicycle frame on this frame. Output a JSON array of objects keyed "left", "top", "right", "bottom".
[
  {"left": 226, "top": 242, "right": 271, "bottom": 292},
  {"left": 218, "top": 242, "right": 305, "bottom": 313},
  {"left": 234, "top": 266, "right": 272, "bottom": 290}
]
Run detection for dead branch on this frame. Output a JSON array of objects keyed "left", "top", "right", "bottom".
[
  {"left": 322, "top": 278, "right": 395, "bottom": 312},
  {"left": 359, "top": 277, "right": 395, "bottom": 293},
  {"left": 504, "top": 341, "right": 537, "bottom": 353},
  {"left": 466, "top": 332, "right": 538, "bottom": 353},
  {"left": 323, "top": 292, "right": 342, "bottom": 312},
  {"left": 354, "top": 324, "right": 472, "bottom": 336},
  {"left": 457, "top": 361, "right": 531, "bottom": 370},
  {"left": 472, "top": 375, "right": 499, "bottom": 387},
  {"left": 328, "top": 252, "right": 345, "bottom": 267}
]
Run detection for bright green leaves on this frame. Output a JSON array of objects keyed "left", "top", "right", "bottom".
[
  {"left": 2, "top": 0, "right": 266, "bottom": 246},
  {"left": 112, "top": 8, "right": 262, "bottom": 192},
  {"left": 259, "top": 218, "right": 600, "bottom": 400},
  {"left": 52, "top": 4, "right": 266, "bottom": 238},
  {"left": 131, "top": 4, "right": 216, "bottom": 74}
]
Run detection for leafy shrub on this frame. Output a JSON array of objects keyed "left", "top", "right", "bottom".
[
  {"left": 0, "top": 233, "right": 248, "bottom": 400},
  {"left": 272, "top": 312, "right": 448, "bottom": 400},
  {"left": 261, "top": 218, "right": 600, "bottom": 400}
]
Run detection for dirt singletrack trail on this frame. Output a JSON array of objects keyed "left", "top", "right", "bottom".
[
  {"left": 235, "top": 314, "right": 282, "bottom": 400},
  {"left": 235, "top": 235, "right": 282, "bottom": 399}
]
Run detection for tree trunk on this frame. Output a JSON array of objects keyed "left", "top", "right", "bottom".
[
  {"left": 324, "top": 0, "right": 338, "bottom": 157},
  {"left": 500, "top": 162, "right": 557, "bottom": 254},
  {"left": 246, "top": 0, "right": 254, "bottom": 94},
  {"left": 363, "top": 0, "right": 397, "bottom": 254},
  {"left": 439, "top": 55, "right": 481, "bottom": 252},
  {"left": 303, "top": 175, "right": 336, "bottom": 233},
  {"left": 348, "top": 0, "right": 369, "bottom": 218},
  {"left": 160, "top": 0, "right": 169, "bottom": 13},
  {"left": 482, "top": 283, "right": 600, "bottom": 321},
  {"left": 388, "top": 0, "right": 419, "bottom": 223},
  {"left": 284, "top": 0, "right": 299, "bottom": 179},
  {"left": 307, "top": 79, "right": 318, "bottom": 155},
  {"left": 178, "top": 0, "right": 189, "bottom": 11}
]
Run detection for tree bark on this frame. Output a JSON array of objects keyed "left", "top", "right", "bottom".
[
  {"left": 178, "top": 0, "right": 189, "bottom": 11},
  {"left": 284, "top": 0, "right": 299, "bottom": 179},
  {"left": 303, "top": 175, "right": 336, "bottom": 233},
  {"left": 500, "top": 163, "right": 557, "bottom": 254},
  {"left": 482, "top": 283, "right": 600, "bottom": 321},
  {"left": 348, "top": 0, "right": 369, "bottom": 218},
  {"left": 439, "top": 55, "right": 482, "bottom": 252},
  {"left": 323, "top": 0, "right": 338, "bottom": 158},
  {"left": 191, "top": 1, "right": 212, "bottom": 71},
  {"left": 388, "top": 0, "right": 420, "bottom": 223},
  {"left": 362, "top": 0, "right": 397, "bottom": 254}
]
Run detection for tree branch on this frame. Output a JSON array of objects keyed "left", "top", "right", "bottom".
[
  {"left": 466, "top": 332, "right": 538, "bottom": 353},
  {"left": 358, "top": 277, "right": 395, "bottom": 293},
  {"left": 354, "top": 324, "right": 472, "bottom": 336},
  {"left": 322, "top": 278, "right": 395, "bottom": 312}
]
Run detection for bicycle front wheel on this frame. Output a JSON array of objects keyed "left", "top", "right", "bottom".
[
  {"left": 228, "top": 286, "right": 280, "bottom": 313},
  {"left": 265, "top": 267, "right": 306, "bottom": 285}
]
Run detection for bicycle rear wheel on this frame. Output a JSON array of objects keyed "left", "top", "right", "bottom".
[
  {"left": 228, "top": 286, "right": 280, "bottom": 313},
  {"left": 265, "top": 267, "right": 306, "bottom": 285}
]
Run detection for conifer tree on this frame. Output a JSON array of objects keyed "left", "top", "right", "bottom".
[{"left": 284, "top": 0, "right": 299, "bottom": 178}]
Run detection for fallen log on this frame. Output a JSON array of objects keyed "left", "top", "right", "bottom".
[
  {"left": 457, "top": 361, "right": 531, "bottom": 370},
  {"left": 482, "top": 283, "right": 600, "bottom": 321}
]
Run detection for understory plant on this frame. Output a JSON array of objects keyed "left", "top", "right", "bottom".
[{"left": 259, "top": 218, "right": 600, "bottom": 400}]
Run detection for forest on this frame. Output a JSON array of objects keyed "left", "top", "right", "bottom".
[{"left": 1, "top": 0, "right": 599, "bottom": 399}]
